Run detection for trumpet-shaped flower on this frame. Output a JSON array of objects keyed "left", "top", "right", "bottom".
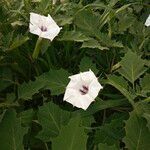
[
  {"left": 145, "top": 15, "right": 150, "bottom": 27},
  {"left": 63, "top": 70, "right": 103, "bottom": 110},
  {"left": 29, "top": 12, "right": 62, "bottom": 41}
]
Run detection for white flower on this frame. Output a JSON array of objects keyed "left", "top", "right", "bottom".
[
  {"left": 29, "top": 12, "right": 62, "bottom": 41},
  {"left": 63, "top": 70, "right": 103, "bottom": 110},
  {"left": 52, "top": 0, "right": 57, "bottom": 5},
  {"left": 145, "top": 14, "right": 150, "bottom": 27}
]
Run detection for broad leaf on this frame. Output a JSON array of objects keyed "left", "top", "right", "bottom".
[
  {"left": 98, "top": 143, "right": 118, "bottom": 150},
  {"left": 95, "top": 115, "right": 126, "bottom": 147},
  {"left": 19, "top": 109, "right": 35, "bottom": 127},
  {"left": 52, "top": 116, "right": 87, "bottom": 150},
  {"left": 37, "top": 102, "right": 70, "bottom": 142},
  {"left": 118, "top": 14, "right": 135, "bottom": 32},
  {"left": 81, "top": 39, "right": 108, "bottom": 50},
  {"left": 123, "top": 110, "right": 150, "bottom": 150},
  {"left": 143, "top": 113, "right": 150, "bottom": 132},
  {"left": 140, "top": 74, "right": 150, "bottom": 95},
  {"left": 134, "top": 101, "right": 150, "bottom": 132},
  {"left": 107, "top": 75, "right": 136, "bottom": 105},
  {"left": 74, "top": 9, "right": 100, "bottom": 37},
  {"left": 9, "top": 35, "right": 29, "bottom": 50},
  {"left": 97, "top": 32, "right": 123, "bottom": 48},
  {"left": 0, "top": 68, "right": 13, "bottom": 91},
  {"left": 80, "top": 98, "right": 128, "bottom": 117},
  {"left": 74, "top": 9, "right": 123, "bottom": 48},
  {"left": 60, "top": 31, "right": 90, "bottom": 42},
  {"left": 0, "top": 109, "right": 27, "bottom": 150},
  {"left": 79, "top": 57, "right": 98, "bottom": 74},
  {"left": 18, "top": 69, "right": 70, "bottom": 99},
  {"left": 118, "top": 51, "right": 147, "bottom": 84}
]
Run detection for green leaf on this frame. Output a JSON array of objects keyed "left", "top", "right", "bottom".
[
  {"left": 81, "top": 39, "right": 108, "bottom": 50},
  {"left": 107, "top": 75, "right": 136, "bottom": 105},
  {"left": 37, "top": 102, "right": 70, "bottom": 142},
  {"left": 143, "top": 113, "right": 150, "bottom": 132},
  {"left": 74, "top": 9, "right": 123, "bottom": 48},
  {"left": 98, "top": 143, "right": 118, "bottom": 150},
  {"left": 60, "top": 31, "right": 90, "bottom": 42},
  {"left": 118, "top": 15, "right": 135, "bottom": 32},
  {"left": 19, "top": 109, "right": 35, "bottom": 127},
  {"left": 118, "top": 51, "right": 147, "bottom": 84},
  {"left": 123, "top": 110, "right": 150, "bottom": 150},
  {"left": 115, "top": 4, "right": 131, "bottom": 14},
  {"left": 95, "top": 115, "right": 126, "bottom": 147},
  {"left": 80, "top": 98, "right": 128, "bottom": 117},
  {"left": 134, "top": 101, "right": 150, "bottom": 132},
  {"left": 97, "top": 32, "right": 123, "bottom": 48},
  {"left": 79, "top": 57, "right": 99, "bottom": 74},
  {"left": 9, "top": 35, "right": 29, "bottom": 50},
  {"left": 74, "top": 9, "right": 99, "bottom": 37},
  {"left": 140, "top": 74, "right": 150, "bottom": 95},
  {"left": 52, "top": 116, "right": 87, "bottom": 150},
  {"left": 18, "top": 69, "right": 70, "bottom": 99},
  {"left": 0, "top": 68, "right": 13, "bottom": 91},
  {"left": 0, "top": 109, "right": 27, "bottom": 150}
]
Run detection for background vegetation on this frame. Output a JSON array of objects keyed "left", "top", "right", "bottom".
[{"left": 0, "top": 0, "right": 150, "bottom": 149}]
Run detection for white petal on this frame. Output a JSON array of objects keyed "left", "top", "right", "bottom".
[
  {"left": 80, "top": 70, "right": 97, "bottom": 84},
  {"left": 89, "top": 79, "right": 103, "bottom": 99},
  {"left": 41, "top": 26, "right": 61, "bottom": 41},
  {"left": 145, "top": 15, "right": 150, "bottom": 27},
  {"left": 30, "top": 12, "right": 44, "bottom": 26},
  {"left": 79, "top": 94, "right": 94, "bottom": 110},
  {"left": 29, "top": 23, "right": 41, "bottom": 36},
  {"left": 69, "top": 70, "right": 97, "bottom": 86},
  {"left": 47, "top": 14, "right": 58, "bottom": 25},
  {"left": 69, "top": 73, "right": 81, "bottom": 81},
  {"left": 63, "top": 88, "right": 78, "bottom": 101},
  {"left": 64, "top": 94, "right": 94, "bottom": 110}
]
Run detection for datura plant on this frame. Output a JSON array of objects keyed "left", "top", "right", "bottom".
[{"left": 0, "top": 0, "right": 150, "bottom": 150}]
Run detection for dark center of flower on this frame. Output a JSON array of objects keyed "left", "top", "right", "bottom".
[
  {"left": 79, "top": 85, "right": 89, "bottom": 95},
  {"left": 40, "top": 26, "right": 47, "bottom": 32}
]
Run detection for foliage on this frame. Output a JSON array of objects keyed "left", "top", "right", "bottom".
[{"left": 0, "top": 0, "right": 149, "bottom": 149}]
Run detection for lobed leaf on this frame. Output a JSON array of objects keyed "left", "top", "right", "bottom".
[
  {"left": 0, "top": 109, "right": 28, "bottom": 150},
  {"left": 37, "top": 102, "right": 71, "bottom": 142},
  {"left": 98, "top": 143, "right": 118, "bottom": 150},
  {"left": 52, "top": 116, "right": 87, "bottom": 150},
  {"left": 118, "top": 51, "right": 147, "bottom": 84},
  {"left": 18, "top": 69, "right": 70, "bottom": 100},
  {"left": 123, "top": 109, "right": 150, "bottom": 150}
]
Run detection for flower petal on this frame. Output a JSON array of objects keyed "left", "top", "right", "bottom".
[
  {"left": 29, "top": 23, "right": 41, "bottom": 36},
  {"left": 30, "top": 12, "right": 44, "bottom": 26},
  {"left": 41, "top": 26, "right": 61, "bottom": 41},
  {"left": 79, "top": 94, "right": 94, "bottom": 110},
  {"left": 80, "top": 70, "right": 97, "bottom": 84},
  {"left": 63, "top": 88, "right": 78, "bottom": 101},
  {"left": 64, "top": 94, "right": 94, "bottom": 110},
  {"left": 89, "top": 79, "right": 103, "bottom": 99},
  {"left": 145, "top": 14, "right": 150, "bottom": 27}
]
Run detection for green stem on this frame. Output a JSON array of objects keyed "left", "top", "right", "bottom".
[
  {"left": 32, "top": 37, "right": 42, "bottom": 59},
  {"left": 0, "top": 103, "right": 19, "bottom": 108},
  {"left": 44, "top": 142, "right": 49, "bottom": 150}
]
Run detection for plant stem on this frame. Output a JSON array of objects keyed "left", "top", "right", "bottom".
[
  {"left": 32, "top": 37, "right": 42, "bottom": 59},
  {"left": 44, "top": 142, "right": 49, "bottom": 150}
]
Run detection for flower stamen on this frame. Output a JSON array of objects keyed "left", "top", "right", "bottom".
[
  {"left": 40, "top": 26, "right": 47, "bottom": 32},
  {"left": 79, "top": 85, "right": 89, "bottom": 95}
]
